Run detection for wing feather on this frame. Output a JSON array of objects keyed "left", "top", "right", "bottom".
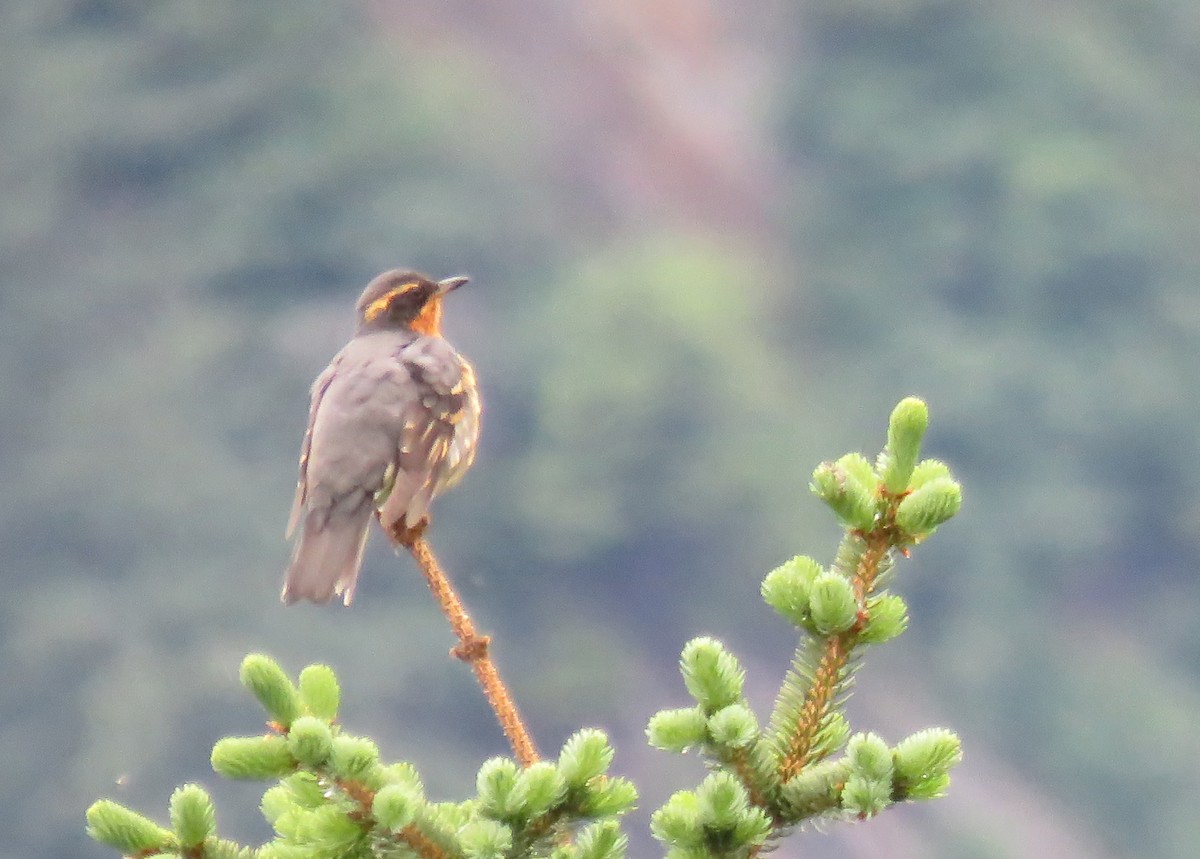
[
  {"left": 286, "top": 359, "right": 339, "bottom": 537},
  {"left": 377, "top": 344, "right": 479, "bottom": 530}
]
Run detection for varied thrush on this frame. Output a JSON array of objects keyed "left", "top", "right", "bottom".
[{"left": 282, "top": 270, "right": 481, "bottom": 605}]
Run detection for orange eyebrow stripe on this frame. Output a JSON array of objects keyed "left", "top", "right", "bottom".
[{"left": 363, "top": 284, "right": 417, "bottom": 321}]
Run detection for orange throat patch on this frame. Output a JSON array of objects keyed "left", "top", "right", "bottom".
[{"left": 410, "top": 297, "right": 443, "bottom": 336}]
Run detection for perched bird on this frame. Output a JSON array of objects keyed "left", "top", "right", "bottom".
[{"left": 282, "top": 270, "right": 481, "bottom": 606}]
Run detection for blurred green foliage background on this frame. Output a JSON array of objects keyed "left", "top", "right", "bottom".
[{"left": 3, "top": 1, "right": 1198, "bottom": 857}]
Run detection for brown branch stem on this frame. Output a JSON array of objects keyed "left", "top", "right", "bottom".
[
  {"left": 852, "top": 527, "right": 893, "bottom": 605},
  {"left": 775, "top": 529, "right": 893, "bottom": 783},
  {"left": 383, "top": 517, "right": 540, "bottom": 768},
  {"left": 776, "top": 634, "right": 851, "bottom": 782},
  {"left": 333, "top": 776, "right": 454, "bottom": 859},
  {"left": 727, "top": 747, "right": 770, "bottom": 811}
]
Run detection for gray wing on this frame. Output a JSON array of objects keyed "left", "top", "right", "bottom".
[
  {"left": 282, "top": 348, "right": 383, "bottom": 606},
  {"left": 283, "top": 335, "right": 416, "bottom": 604},
  {"left": 286, "top": 358, "right": 339, "bottom": 538},
  {"left": 377, "top": 339, "right": 480, "bottom": 530}
]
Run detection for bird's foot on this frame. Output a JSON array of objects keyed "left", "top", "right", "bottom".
[{"left": 388, "top": 515, "right": 429, "bottom": 549}]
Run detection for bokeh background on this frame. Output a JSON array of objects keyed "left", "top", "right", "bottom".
[{"left": 4, "top": 1, "right": 1199, "bottom": 857}]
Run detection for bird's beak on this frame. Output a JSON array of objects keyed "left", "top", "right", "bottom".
[{"left": 437, "top": 276, "right": 470, "bottom": 295}]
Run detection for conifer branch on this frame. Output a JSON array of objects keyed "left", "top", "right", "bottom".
[
  {"left": 772, "top": 530, "right": 892, "bottom": 781},
  {"left": 650, "top": 398, "right": 964, "bottom": 854},
  {"left": 726, "top": 747, "right": 772, "bottom": 810},
  {"left": 775, "top": 633, "right": 853, "bottom": 782},
  {"left": 397, "top": 823, "right": 458, "bottom": 859}
]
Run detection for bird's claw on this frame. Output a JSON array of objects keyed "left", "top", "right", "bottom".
[{"left": 387, "top": 515, "right": 429, "bottom": 548}]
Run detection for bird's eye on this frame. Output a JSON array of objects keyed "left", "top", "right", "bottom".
[{"left": 364, "top": 283, "right": 421, "bottom": 321}]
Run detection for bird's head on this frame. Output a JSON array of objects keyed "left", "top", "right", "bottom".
[{"left": 354, "top": 270, "right": 469, "bottom": 336}]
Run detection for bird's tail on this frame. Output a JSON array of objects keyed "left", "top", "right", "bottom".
[{"left": 281, "top": 506, "right": 372, "bottom": 606}]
